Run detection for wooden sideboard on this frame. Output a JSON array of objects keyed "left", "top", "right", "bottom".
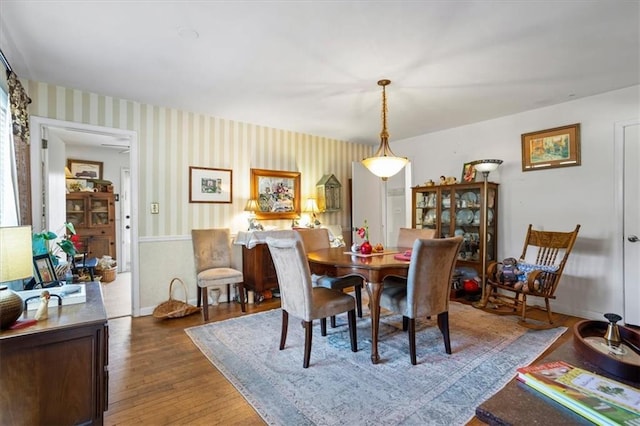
[
  {"left": 242, "top": 244, "right": 279, "bottom": 293},
  {"left": 0, "top": 282, "right": 109, "bottom": 425}
]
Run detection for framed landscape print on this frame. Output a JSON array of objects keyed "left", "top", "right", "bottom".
[
  {"left": 521, "top": 123, "right": 581, "bottom": 172},
  {"left": 189, "top": 166, "right": 233, "bottom": 203},
  {"left": 250, "top": 168, "right": 301, "bottom": 219},
  {"left": 67, "top": 159, "right": 103, "bottom": 180}
]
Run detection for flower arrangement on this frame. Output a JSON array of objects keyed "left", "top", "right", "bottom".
[{"left": 355, "top": 219, "right": 369, "bottom": 241}]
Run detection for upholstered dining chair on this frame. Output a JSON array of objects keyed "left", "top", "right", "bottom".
[
  {"left": 383, "top": 227, "right": 437, "bottom": 287},
  {"left": 295, "top": 228, "right": 364, "bottom": 323},
  {"left": 191, "top": 228, "right": 246, "bottom": 321},
  {"left": 379, "top": 236, "right": 463, "bottom": 365},
  {"left": 265, "top": 236, "right": 358, "bottom": 368}
]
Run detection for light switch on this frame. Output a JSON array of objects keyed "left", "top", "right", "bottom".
[{"left": 151, "top": 202, "right": 159, "bottom": 214}]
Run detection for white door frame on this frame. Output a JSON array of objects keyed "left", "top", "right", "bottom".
[
  {"left": 30, "top": 116, "right": 140, "bottom": 317},
  {"left": 614, "top": 117, "right": 640, "bottom": 326}
]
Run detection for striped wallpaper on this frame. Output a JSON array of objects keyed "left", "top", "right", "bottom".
[
  {"left": 27, "top": 80, "right": 372, "bottom": 236},
  {"left": 26, "top": 80, "right": 372, "bottom": 312}
]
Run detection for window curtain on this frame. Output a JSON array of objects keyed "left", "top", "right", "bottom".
[{"left": 7, "top": 71, "right": 32, "bottom": 226}]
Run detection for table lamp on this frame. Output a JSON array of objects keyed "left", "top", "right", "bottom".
[
  {"left": 244, "top": 199, "right": 261, "bottom": 231},
  {"left": 471, "top": 159, "right": 503, "bottom": 309},
  {"left": 303, "top": 198, "right": 321, "bottom": 228},
  {"left": 0, "top": 225, "right": 32, "bottom": 329}
]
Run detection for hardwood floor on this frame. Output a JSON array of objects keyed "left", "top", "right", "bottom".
[{"left": 105, "top": 297, "right": 582, "bottom": 425}]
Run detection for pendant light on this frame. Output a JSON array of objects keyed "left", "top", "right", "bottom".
[{"left": 361, "top": 79, "right": 408, "bottom": 181}]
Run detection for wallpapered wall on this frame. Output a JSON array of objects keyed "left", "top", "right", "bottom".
[{"left": 26, "top": 80, "right": 372, "bottom": 312}]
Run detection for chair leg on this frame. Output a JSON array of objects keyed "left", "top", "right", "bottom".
[
  {"left": 408, "top": 318, "right": 417, "bottom": 365},
  {"left": 202, "top": 287, "right": 209, "bottom": 321},
  {"left": 226, "top": 283, "right": 231, "bottom": 303},
  {"left": 330, "top": 316, "right": 337, "bottom": 328},
  {"left": 321, "top": 318, "right": 327, "bottom": 336},
  {"left": 437, "top": 312, "right": 451, "bottom": 354},
  {"left": 544, "top": 297, "right": 554, "bottom": 324},
  {"left": 303, "top": 320, "right": 313, "bottom": 368},
  {"left": 237, "top": 283, "right": 246, "bottom": 313},
  {"left": 279, "top": 310, "right": 288, "bottom": 350},
  {"left": 197, "top": 286, "right": 202, "bottom": 307},
  {"left": 348, "top": 309, "right": 357, "bottom": 352},
  {"left": 402, "top": 316, "right": 409, "bottom": 332},
  {"left": 355, "top": 285, "right": 363, "bottom": 318},
  {"left": 521, "top": 294, "right": 528, "bottom": 322}
]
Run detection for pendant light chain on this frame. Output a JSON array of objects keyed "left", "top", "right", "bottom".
[{"left": 380, "top": 82, "right": 389, "bottom": 140}]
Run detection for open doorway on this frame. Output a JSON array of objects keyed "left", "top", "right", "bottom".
[{"left": 30, "top": 116, "right": 139, "bottom": 318}]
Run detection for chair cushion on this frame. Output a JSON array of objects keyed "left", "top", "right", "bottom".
[
  {"left": 516, "top": 262, "right": 558, "bottom": 282},
  {"left": 316, "top": 274, "right": 362, "bottom": 290},
  {"left": 310, "top": 287, "right": 355, "bottom": 319},
  {"left": 197, "top": 267, "right": 243, "bottom": 287},
  {"left": 380, "top": 285, "right": 408, "bottom": 315}
]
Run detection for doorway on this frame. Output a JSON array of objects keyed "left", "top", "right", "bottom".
[{"left": 30, "top": 116, "right": 139, "bottom": 317}]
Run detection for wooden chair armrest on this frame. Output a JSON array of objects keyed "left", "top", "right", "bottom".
[
  {"left": 487, "top": 261, "right": 499, "bottom": 280},
  {"left": 526, "top": 269, "right": 559, "bottom": 296}
]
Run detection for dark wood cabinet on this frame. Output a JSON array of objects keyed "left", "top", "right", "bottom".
[
  {"left": 0, "top": 282, "right": 108, "bottom": 425},
  {"left": 67, "top": 192, "right": 116, "bottom": 260},
  {"left": 242, "top": 244, "right": 279, "bottom": 293}
]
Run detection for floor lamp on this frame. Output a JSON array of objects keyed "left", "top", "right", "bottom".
[{"left": 471, "top": 159, "right": 503, "bottom": 309}]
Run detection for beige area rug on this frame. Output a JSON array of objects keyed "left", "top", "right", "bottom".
[
  {"left": 186, "top": 302, "right": 567, "bottom": 425},
  {"left": 100, "top": 271, "right": 131, "bottom": 318}
]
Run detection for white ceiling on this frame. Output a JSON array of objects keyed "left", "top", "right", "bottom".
[{"left": 1, "top": 1, "right": 638, "bottom": 145}]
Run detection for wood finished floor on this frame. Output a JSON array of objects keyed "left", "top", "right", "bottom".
[{"left": 105, "top": 298, "right": 583, "bottom": 426}]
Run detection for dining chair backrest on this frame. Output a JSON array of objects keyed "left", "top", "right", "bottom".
[
  {"left": 397, "top": 228, "right": 436, "bottom": 248},
  {"left": 191, "top": 228, "right": 232, "bottom": 273},
  {"left": 266, "top": 236, "right": 314, "bottom": 321},
  {"left": 294, "top": 228, "right": 331, "bottom": 252},
  {"left": 406, "top": 236, "right": 463, "bottom": 318}
]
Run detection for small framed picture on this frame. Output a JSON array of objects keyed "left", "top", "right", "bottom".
[
  {"left": 521, "top": 123, "right": 581, "bottom": 171},
  {"left": 189, "top": 166, "right": 233, "bottom": 203},
  {"left": 33, "top": 254, "right": 57, "bottom": 284},
  {"left": 461, "top": 162, "right": 477, "bottom": 182},
  {"left": 67, "top": 159, "right": 104, "bottom": 180}
]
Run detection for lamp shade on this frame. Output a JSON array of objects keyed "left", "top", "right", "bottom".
[
  {"left": 244, "top": 199, "right": 260, "bottom": 212},
  {"left": 0, "top": 225, "right": 33, "bottom": 282},
  {"left": 303, "top": 198, "right": 320, "bottom": 213},
  {"left": 473, "top": 159, "right": 503, "bottom": 173},
  {"left": 362, "top": 155, "right": 409, "bottom": 179}
]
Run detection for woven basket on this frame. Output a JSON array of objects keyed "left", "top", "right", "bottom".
[
  {"left": 152, "top": 278, "right": 200, "bottom": 319},
  {"left": 98, "top": 266, "right": 117, "bottom": 283}
]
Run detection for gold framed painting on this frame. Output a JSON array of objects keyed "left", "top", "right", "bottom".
[
  {"left": 521, "top": 123, "right": 581, "bottom": 172},
  {"left": 189, "top": 166, "right": 233, "bottom": 203},
  {"left": 250, "top": 168, "right": 301, "bottom": 219},
  {"left": 461, "top": 162, "right": 477, "bottom": 182}
]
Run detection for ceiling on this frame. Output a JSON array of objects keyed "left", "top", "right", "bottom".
[{"left": 1, "top": 1, "right": 639, "bottom": 145}]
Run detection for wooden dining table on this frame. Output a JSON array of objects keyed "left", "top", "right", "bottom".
[{"left": 306, "top": 247, "right": 411, "bottom": 364}]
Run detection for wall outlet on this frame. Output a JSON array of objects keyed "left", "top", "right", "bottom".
[{"left": 151, "top": 202, "right": 159, "bottom": 214}]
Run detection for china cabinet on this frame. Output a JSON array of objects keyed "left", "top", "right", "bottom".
[
  {"left": 66, "top": 192, "right": 116, "bottom": 259},
  {"left": 412, "top": 182, "right": 498, "bottom": 275}
]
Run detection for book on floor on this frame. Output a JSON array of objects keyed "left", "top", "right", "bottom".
[{"left": 516, "top": 360, "right": 640, "bottom": 426}]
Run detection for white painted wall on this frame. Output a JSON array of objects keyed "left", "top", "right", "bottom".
[{"left": 392, "top": 85, "right": 640, "bottom": 321}]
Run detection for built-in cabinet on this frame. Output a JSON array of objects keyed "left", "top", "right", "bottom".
[
  {"left": 66, "top": 192, "right": 116, "bottom": 259},
  {"left": 0, "top": 282, "right": 109, "bottom": 425},
  {"left": 412, "top": 182, "right": 499, "bottom": 275}
]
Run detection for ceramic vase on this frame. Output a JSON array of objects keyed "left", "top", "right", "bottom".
[
  {"left": 360, "top": 241, "right": 373, "bottom": 255},
  {"left": 0, "top": 285, "right": 24, "bottom": 329}
]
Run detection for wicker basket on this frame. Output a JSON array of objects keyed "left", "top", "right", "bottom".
[
  {"left": 152, "top": 278, "right": 201, "bottom": 319},
  {"left": 98, "top": 266, "right": 117, "bottom": 283}
]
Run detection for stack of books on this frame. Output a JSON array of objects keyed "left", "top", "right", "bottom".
[{"left": 517, "top": 361, "right": 640, "bottom": 425}]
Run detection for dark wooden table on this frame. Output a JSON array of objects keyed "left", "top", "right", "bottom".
[
  {"left": 307, "top": 247, "right": 410, "bottom": 364},
  {"left": 475, "top": 336, "right": 640, "bottom": 425}
]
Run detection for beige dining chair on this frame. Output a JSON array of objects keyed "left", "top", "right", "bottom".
[
  {"left": 191, "top": 228, "right": 246, "bottom": 321},
  {"left": 295, "top": 228, "right": 364, "bottom": 323},
  {"left": 379, "top": 236, "right": 463, "bottom": 365},
  {"left": 384, "top": 227, "right": 437, "bottom": 287},
  {"left": 265, "top": 236, "right": 357, "bottom": 368}
]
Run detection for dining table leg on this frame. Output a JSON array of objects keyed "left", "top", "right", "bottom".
[{"left": 364, "top": 279, "right": 383, "bottom": 364}]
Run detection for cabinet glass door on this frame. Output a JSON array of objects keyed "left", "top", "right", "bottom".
[{"left": 90, "top": 197, "right": 110, "bottom": 227}]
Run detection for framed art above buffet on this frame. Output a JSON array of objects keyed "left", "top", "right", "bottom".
[{"left": 250, "top": 168, "right": 300, "bottom": 219}]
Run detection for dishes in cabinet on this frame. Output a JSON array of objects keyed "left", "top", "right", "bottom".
[
  {"left": 472, "top": 208, "right": 494, "bottom": 225},
  {"left": 456, "top": 208, "right": 474, "bottom": 225},
  {"left": 424, "top": 209, "right": 436, "bottom": 225},
  {"left": 461, "top": 191, "right": 478, "bottom": 206},
  {"left": 441, "top": 209, "right": 450, "bottom": 224}
]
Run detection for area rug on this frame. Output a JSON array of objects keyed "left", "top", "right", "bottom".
[{"left": 185, "top": 302, "right": 566, "bottom": 425}]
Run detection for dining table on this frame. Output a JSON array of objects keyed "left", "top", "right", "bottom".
[{"left": 306, "top": 246, "right": 411, "bottom": 364}]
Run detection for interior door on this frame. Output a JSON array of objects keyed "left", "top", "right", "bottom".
[
  {"left": 43, "top": 131, "right": 67, "bottom": 240},
  {"left": 622, "top": 121, "right": 639, "bottom": 326},
  {"left": 120, "top": 167, "right": 131, "bottom": 272}
]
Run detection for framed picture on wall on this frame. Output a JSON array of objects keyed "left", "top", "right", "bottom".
[
  {"left": 67, "top": 159, "right": 104, "bottom": 180},
  {"left": 250, "top": 168, "right": 301, "bottom": 219},
  {"left": 521, "top": 123, "right": 581, "bottom": 171},
  {"left": 189, "top": 166, "right": 233, "bottom": 203}
]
